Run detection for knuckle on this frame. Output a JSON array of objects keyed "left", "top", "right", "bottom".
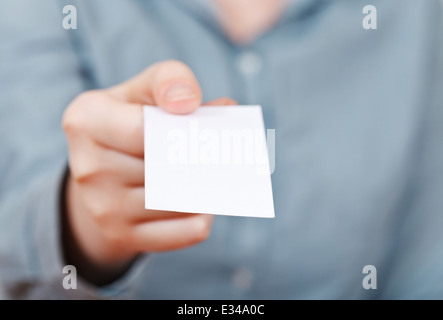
[
  {"left": 62, "top": 104, "right": 83, "bottom": 135},
  {"left": 102, "top": 228, "right": 126, "bottom": 248},
  {"left": 62, "top": 90, "right": 104, "bottom": 134},
  {"left": 69, "top": 153, "right": 100, "bottom": 183},
  {"left": 90, "top": 199, "right": 116, "bottom": 226}
]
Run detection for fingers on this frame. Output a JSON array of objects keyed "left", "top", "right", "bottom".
[
  {"left": 77, "top": 184, "right": 201, "bottom": 223},
  {"left": 64, "top": 60, "right": 207, "bottom": 156},
  {"left": 203, "top": 97, "right": 238, "bottom": 106},
  {"left": 117, "top": 187, "right": 206, "bottom": 223},
  {"left": 68, "top": 139, "right": 144, "bottom": 185},
  {"left": 116, "top": 187, "right": 197, "bottom": 223},
  {"left": 63, "top": 60, "right": 228, "bottom": 265},
  {"left": 109, "top": 60, "right": 202, "bottom": 114},
  {"left": 63, "top": 94, "right": 239, "bottom": 158},
  {"left": 130, "top": 214, "right": 214, "bottom": 252},
  {"left": 85, "top": 95, "right": 237, "bottom": 156},
  {"left": 63, "top": 91, "right": 145, "bottom": 157}
]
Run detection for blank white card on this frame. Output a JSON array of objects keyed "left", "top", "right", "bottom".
[{"left": 143, "top": 105, "right": 275, "bottom": 218}]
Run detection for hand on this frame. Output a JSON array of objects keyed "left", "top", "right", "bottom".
[{"left": 62, "top": 60, "right": 236, "bottom": 284}]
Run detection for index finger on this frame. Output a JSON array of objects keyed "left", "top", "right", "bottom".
[{"left": 80, "top": 95, "right": 238, "bottom": 158}]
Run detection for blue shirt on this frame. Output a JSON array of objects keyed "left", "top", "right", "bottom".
[{"left": 0, "top": 0, "right": 443, "bottom": 299}]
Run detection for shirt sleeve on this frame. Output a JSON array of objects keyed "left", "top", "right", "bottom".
[{"left": 0, "top": 0, "right": 148, "bottom": 299}]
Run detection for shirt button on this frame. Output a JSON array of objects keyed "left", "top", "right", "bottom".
[
  {"left": 237, "top": 51, "right": 263, "bottom": 77},
  {"left": 232, "top": 267, "right": 254, "bottom": 290}
]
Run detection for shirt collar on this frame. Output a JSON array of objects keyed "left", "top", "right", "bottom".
[{"left": 281, "top": 0, "right": 331, "bottom": 23}]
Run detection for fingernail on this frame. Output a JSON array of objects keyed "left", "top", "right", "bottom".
[{"left": 164, "top": 83, "right": 196, "bottom": 102}]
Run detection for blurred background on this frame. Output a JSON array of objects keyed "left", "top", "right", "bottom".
[{"left": 0, "top": 0, "right": 443, "bottom": 300}]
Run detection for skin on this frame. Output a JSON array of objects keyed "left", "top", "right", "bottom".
[
  {"left": 63, "top": 0, "right": 287, "bottom": 285},
  {"left": 214, "top": 0, "right": 287, "bottom": 44}
]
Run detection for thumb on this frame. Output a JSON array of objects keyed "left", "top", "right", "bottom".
[{"left": 109, "top": 60, "right": 202, "bottom": 114}]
